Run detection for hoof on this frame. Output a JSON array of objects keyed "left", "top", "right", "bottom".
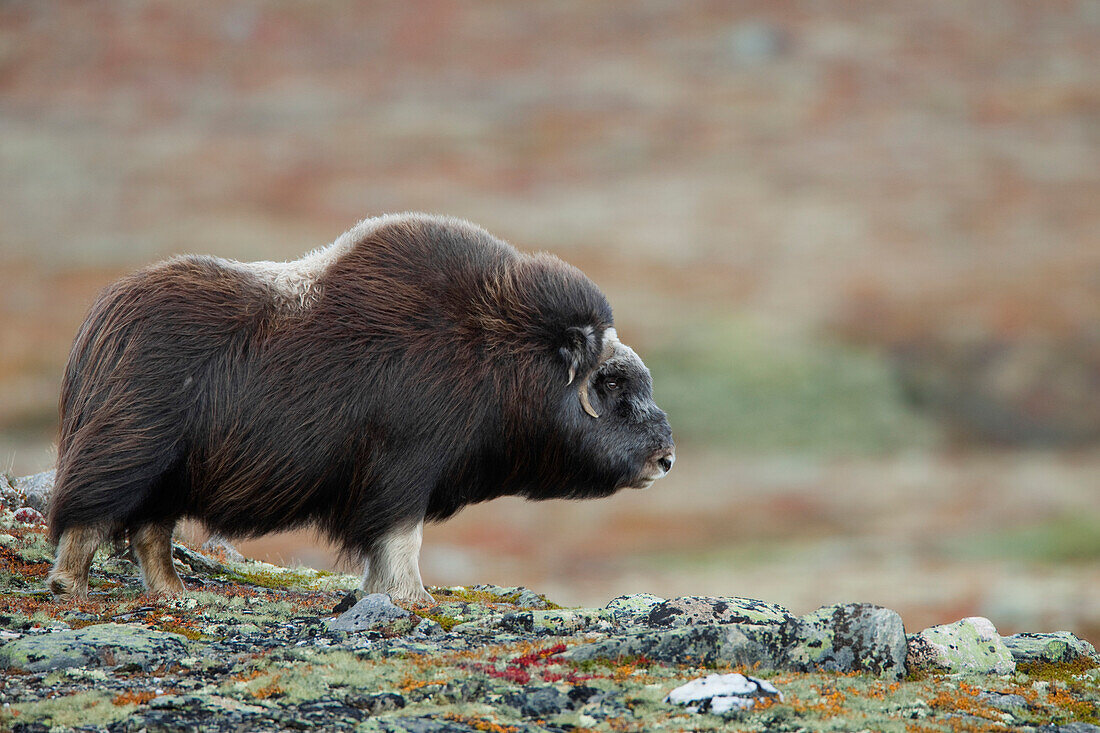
[
  {"left": 47, "top": 573, "right": 88, "bottom": 601},
  {"left": 143, "top": 577, "right": 186, "bottom": 597},
  {"left": 390, "top": 587, "right": 436, "bottom": 605}
]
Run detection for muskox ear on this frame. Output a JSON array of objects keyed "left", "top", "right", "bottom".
[{"left": 560, "top": 325, "right": 600, "bottom": 385}]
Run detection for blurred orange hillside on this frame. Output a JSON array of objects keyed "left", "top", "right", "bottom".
[{"left": 2, "top": 2, "right": 1098, "bottom": 642}]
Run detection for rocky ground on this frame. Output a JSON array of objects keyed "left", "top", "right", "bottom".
[{"left": 2, "top": 475, "right": 1100, "bottom": 732}]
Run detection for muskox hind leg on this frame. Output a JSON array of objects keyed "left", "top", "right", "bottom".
[
  {"left": 131, "top": 521, "right": 185, "bottom": 596},
  {"left": 361, "top": 520, "right": 434, "bottom": 604},
  {"left": 48, "top": 524, "right": 109, "bottom": 600}
]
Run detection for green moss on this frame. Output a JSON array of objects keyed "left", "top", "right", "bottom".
[
  {"left": 1018, "top": 657, "right": 1099, "bottom": 684},
  {"left": 219, "top": 567, "right": 322, "bottom": 590},
  {"left": 570, "top": 654, "right": 655, "bottom": 673},
  {"left": 156, "top": 622, "right": 214, "bottom": 641},
  {"left": 432, "top": 587, "right": 514, "bottom": 605},
  {"left": 220, "top": 648, "right": 405, "bottom": 705},
  {"left": 430, "top": 586, "right": 562, "bottom": 610},
  {"left": 416, "top": 612, "right": 462, "bottom": 631}
]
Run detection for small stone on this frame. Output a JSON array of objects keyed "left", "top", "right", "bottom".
[
  {"left": 12, "top": 507, "right": 44, "bottom": 525},
  {"left": 12, "top": 471, "right": 55, "bottom": 513},
  {"left": 469, "top": 583, "right": 517, "bottom": 599},
  {"left": 333, "top": 589, "right": 366, "bottom": 614},
  {"left": 666, "top": 673, "right": 782, "bottom": 714},
  {"left": 171, "top": 544, "right": 228, "bottom": 575},
  {"left": 512, "top": 588, "right": 550, "bottom": 609},
  {"left": 345, "top": 691, "right": 406, "bottom": 714},
  {"left": 978, "top": 690, "right": 1029, "bottom": 712},
  {"left": 1004, "top": 632, "right": 1100, "bottom": 666},
  {"left": 907, "top": 617, "right": 1015, "bottom": 675},
  {"left": 412, "top": 618, "right": 444, "bottom": 637},
  {"left": 327, "top": 593, "right": 414, "bottom": 633},
  {"left": 499, "top": 611, "right": 534, "bottom": 633},
  {"left": 507, "top": 685, "right": 568, "bottom": 718}
]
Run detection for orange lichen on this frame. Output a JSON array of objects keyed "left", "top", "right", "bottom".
[
  {"left": 864, "top": 681, "right": 901, "bottom": 699},
  {"left": 813, "top": 682, "right": 847, "bottom": 717},
  {"left": 111, "top": 690, "right": 156, "bottom": 706},
  {"left": 231, "top": 669, "right": 263, "bottom": 683},
  {"left": 0, "top": 546, "right": 51, "bottom": 579},
  {"left": 926, "top": 681, "right": 1005, "bottom": 728},
  {"left": 398, "top": 673, "right": 448, "bottom": 692},
  {"left": 443, "top": 714, "right": 520, "bottom": 733},
  {"left": 1046, "top": 685, "right": 1099, "bottom": 723},
  {"left": 251, "top": 676, "right": 284, "bottom": 699}
]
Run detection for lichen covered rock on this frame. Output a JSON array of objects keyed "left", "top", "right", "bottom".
[
  {"left": 604, "top": 593, "right": 665, "bottom": 624},
  {"left": 785, "top": 603, "right": 909, "bottom": 679},
  {"left": 565, "top": 623, "right": 783, "bottom": 668},
  {"left": 907, "top": 616, "right": 1015, "bottom": 675},
  {"left": 327, "top": 593, "right": 417, "bottom": 634},
  {"left": 0, "top": 623, "right": 190, "bottom": 673},
  {"left": 645, "top": 595, "right": 793, "bottom": 628},
  {"left": 1004, "top": 631, "right": 1100, "bottom": 666},
  {"left": 9, "top": 469, "right": 55, "bottom": 513}
]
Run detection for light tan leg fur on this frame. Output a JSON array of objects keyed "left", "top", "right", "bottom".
[
  {"left": 48, "top": 524, "right": 108, "bottom": 600},
  {"left": 131, "top": 521, "right": 185, "bottom": 596},
  {"left": 361, "top": 520, "right": 434, "bottom": 604}
]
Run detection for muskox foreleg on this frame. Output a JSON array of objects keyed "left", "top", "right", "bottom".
[
  {"left": 48, "top": 524, "right": 109, "bottom": 600},
  {"left": 361, "top": 520, "right": 434, "bottom": 604},
  {"left": 131, "top": 521, "right": 185, "bottom": 596}
]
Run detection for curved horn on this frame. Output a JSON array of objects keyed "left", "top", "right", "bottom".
[{"left": 578, "top": 381, "right": 599, "bottom": 418}]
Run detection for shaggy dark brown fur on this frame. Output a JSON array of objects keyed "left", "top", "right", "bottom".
[{"left": 47, "top": 214, "right": 674, "bottom": 601}]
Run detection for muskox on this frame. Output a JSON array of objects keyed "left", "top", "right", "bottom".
[{"left": 47, "top": 213, "right": 675, "bottom": 602}]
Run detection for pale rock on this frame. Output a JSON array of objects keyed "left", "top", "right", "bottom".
[
  {"left": 907, "top": 616, "right": 1015, "bottom": 675},
  {"left": 666, "top": 673, "right": 782, "bottom": 714}
]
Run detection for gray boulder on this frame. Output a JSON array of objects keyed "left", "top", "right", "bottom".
[
  {"left": 328, "top": 593, "right": 417, "bottom": 633},
  {"left": 0, "top": 622, "right": 190, "bottom": 672},
  {"left": 784, "top": 603, "right": 909, "bottom": 680},
  {"left": 646, "top": 595, "right": 793, "bottom": 628},
  {"left": 565, "top": 624, "right": 784, "bottom": 669},
  {"left": 1004, "top": 632, "right": 1100, "bottom": 666},
  {"left": 566, "top": 599, "right": 908, "bottom": 678},
  {"left": 11, "top": 470, "right": 55, "bottom": 513}
]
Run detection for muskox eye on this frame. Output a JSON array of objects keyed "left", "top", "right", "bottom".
[{"left": 605, "top": 379, "right": 620, "bottom": 391}]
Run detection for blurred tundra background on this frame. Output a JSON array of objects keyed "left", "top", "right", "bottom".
[{"left": 2, "top": 2, "right": 1098, "bottom": 642}]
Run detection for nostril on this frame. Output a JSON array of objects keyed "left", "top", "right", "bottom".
[{"left": 657, "top": 453, "right": 674, "bottom": 473}]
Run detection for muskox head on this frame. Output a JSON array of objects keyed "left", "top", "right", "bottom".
[{"left": 554, "top": 324, "right": 675, "bottom": 495}]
